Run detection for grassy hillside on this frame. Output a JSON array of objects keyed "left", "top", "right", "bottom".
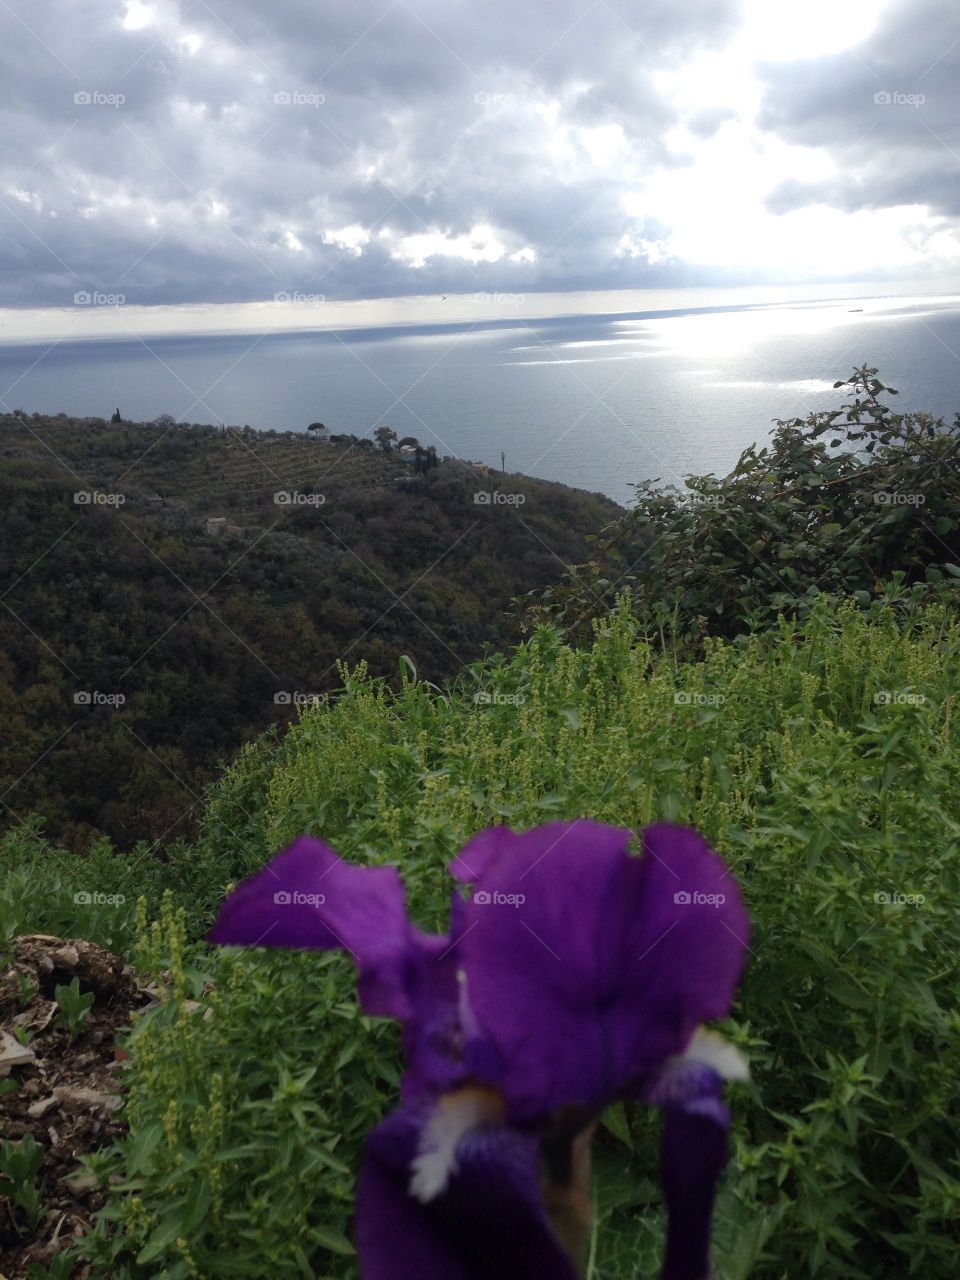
[
  {"left": 0, "top": 411, "right": 625, "bottom": 850},
  {"left": 3, "top": 593, "right": 958, "bottom": 1278}
]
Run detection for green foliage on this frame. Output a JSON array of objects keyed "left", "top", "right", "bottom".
[
  {"left": 54, "top": 974, "right": 96, "bottom": 1041},
  {"left": 521, "top": 367, "right": 960, "bottom": 646},
  {"left": 27, "top": 1250, "right": 79, "bottom": 1280},
  {"left": 0, "top": 1132, "right": 46, "bottom": 1232},
  {"left": 0, "top": 824, "right": 184, "bottom": 955},
  {"left": 81, "top": 895, "right": 396, "bottom": 1279},
  {"left": 72, "top": 596, "right": 960, "bottom": 1278}
]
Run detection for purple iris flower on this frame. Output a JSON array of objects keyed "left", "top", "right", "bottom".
[{"left": 208, "top": 820, "right": 750, "bottom": 1279}]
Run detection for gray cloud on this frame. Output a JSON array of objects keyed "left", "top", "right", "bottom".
[
  {"left": 757, "top": 0, "right": 960, "bottom": 218},
  {"left": 2, "top": 0, "right": 956, "bottom": 310},
  {"left": 0, "top": 0, "right": 742, "bottom": 306}
]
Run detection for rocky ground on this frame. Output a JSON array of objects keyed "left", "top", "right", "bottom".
[{"left": 0, "top": 936, "right": 150, "bottom": 1279}]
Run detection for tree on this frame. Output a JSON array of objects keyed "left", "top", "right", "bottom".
[
  {"left": 398, "top": 436, "right": 419, "bottom": 449},
  {"left": 111, "top": 408, "right": 122, "bottom": 423},
  {"left": 374, "top": 426, "right": 397, "bottom": 452},
  {"left": 308, "top": 422, "right": 327, "bottom": 439},
  {"left": 414, "top": 445, "right": 439, "bottom": 474}
]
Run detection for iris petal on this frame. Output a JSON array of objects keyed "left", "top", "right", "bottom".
[
  {"left": 207, "top": 835, "right": 418, "bottom": 1019},
  {"left": 208, "top": 841, "right": 469, "bottom": 1097},
  {"left": 648, "top": 1032, "right": 748, "bottom": 1279},
  {"left": 399, "top": 926, "right": 465, "bottom": 1100},
  {"left": 659, "top": 1079, "right": 729, "bottom": 1280},
  {"left": 450, "top": 821, "right": 749, "bottom": 1120},
  {"left": 357, "top": 1103, "right": 580, "bottom": 1280}
]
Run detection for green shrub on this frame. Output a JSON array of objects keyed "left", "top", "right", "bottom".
[
  {"left": 82, "top": 597, "right": 959, "bottom": 1278},
  {"left": 520, "top": 367, "right": 960, "bottom": 646},
  {"left": 83, "top": 897, "right": 397, "bottom": 1280}
]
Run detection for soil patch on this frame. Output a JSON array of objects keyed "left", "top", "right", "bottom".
[{"left": 0, "top": 935, "right": 150, "bottom": 1278}]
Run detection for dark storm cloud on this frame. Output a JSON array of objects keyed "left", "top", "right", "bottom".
[
  {"left": 757, "top": 0, "right": 960, "bottom": 218},
  {"left": 0, "top": 0, "right": 740, "bottom": 306}
]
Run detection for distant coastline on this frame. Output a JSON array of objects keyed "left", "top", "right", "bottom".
[{"left": 3, "top": 293, "right": 959, "bottom": 508}]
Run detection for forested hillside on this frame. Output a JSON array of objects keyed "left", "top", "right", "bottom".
[{"left": 0, "top": 412, "right": 625, "bottom": 849}]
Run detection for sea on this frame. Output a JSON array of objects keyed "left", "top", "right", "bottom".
[{"left": 2, "top": 292, "right": 958, "bottom": 507}]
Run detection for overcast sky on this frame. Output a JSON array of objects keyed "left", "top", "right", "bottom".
[{"left": 1, "top": 0, "right": 959, "bottom": 330}]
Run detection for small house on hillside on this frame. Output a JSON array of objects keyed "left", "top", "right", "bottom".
[{"left": 206, "top": 516, "right": 227, "bottom": 536}]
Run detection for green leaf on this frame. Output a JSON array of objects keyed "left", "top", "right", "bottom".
[
  {"left": 127, "top": 1119, "right": 164, "bottom": 1176},
  {"left": 137, "top": 1205, "right": 188, "bottom": 1264},
  {"left": 601, "top": 1101, "right": 634, "bottom": 1149},
  {"left": 830, "top": 980, "right": 875, "bottom": 1010},
  {"left": 181, "top": 1177, "right": 212, "bottom": 1233},
  {"left": 307, "top": 1223, "right": 355, "bottom": 1255}
]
